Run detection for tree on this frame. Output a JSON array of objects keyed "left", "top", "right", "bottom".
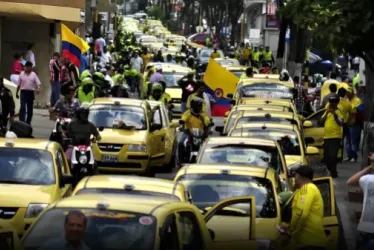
[
  {"left": 146, "top": 6, "right": 165, "bottom": 20},
  {"left": 279, "top": 0, "right": 374, "bottom": 167}
]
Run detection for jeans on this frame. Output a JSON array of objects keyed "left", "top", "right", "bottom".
[
  {"left": 346, "top": 124, "right": 360, "bottom": 160},
  {"left": 181, "top": 102, "right": 187, "bottom": 113},
  {"left": 296, "top": 103, "right": 303, "bottom": 114},
  {"left": 365, "top": 239, "right": 374, "bottom": 250},
  {"left": 178, "top": 132, "right": 189, "bottom": 162},
  {"left": 50, "top": 81, "right": 61, "bottom": 107},
  {"left": 324, "top": 138, "right": 341, "bottom": 177},
  {"left": 19, "top": 90, "right": 35, "bottom": 124}
]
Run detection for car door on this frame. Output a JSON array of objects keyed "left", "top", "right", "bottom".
[
  {"left": 313, "top": 177, "right": 339, "bottom": 249},
  {"left": 55, "top": 148, "right": 73, "bottom": 198},
  {"left": 175, "top": 211, "right": 206, "bottom": 250},
  {"left": 303, "top": 109, "right": 326, "bottom": 156},
  {"left": 223, "top": 110, "right": 243, "bottom": 134},
  {"left": 150, "top": 106, "right": 167, "bottom": 165},
  {"left": 203, "top": 197, "right": 258, "bottom": 250},
  {"left": 159, "top": 214, "right": 181, "bottom": 250}
]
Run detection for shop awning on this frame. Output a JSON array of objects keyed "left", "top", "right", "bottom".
[{"left": 0, "top": 2, "right": 81, "bottom": 23}]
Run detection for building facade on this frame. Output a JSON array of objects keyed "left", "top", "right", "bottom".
[{"left": 0, "top": 0, "right": 85, "bottom": 106}]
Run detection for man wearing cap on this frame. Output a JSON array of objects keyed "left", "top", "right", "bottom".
[
  {"left": 322, "top": 95, "right": 343, "bottom": 178},
  {"left": 150, "top": 65, "right": 164, "bottom": 84},
  {"left": 280, "top": 166, "right": 327, "bottom": 250}
]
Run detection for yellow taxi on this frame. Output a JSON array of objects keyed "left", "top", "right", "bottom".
[
  {"left": 0, "top": 138, "right": 74, "bottom": 236},
  {"left": 228, "top": 123, "right": 320, "bottom": 167},
  {"left": 228, "top": 78, "right": 295, "bottom": 104},
  {"left": 196, "top": 137, "right": 292, "bottom": 190},
  {"left": 231, "top": 110, "right": 302, "bottom": 131},
  {"left": 214, "top": 58, "right": 240, "bottom": 67},
  {"left": 72, "top": 175, "right": 191, "bottom": 202},
  {"left": 174, "top": 164, "right": 283, "bottom": 241},
  {"left": 236, "top": 98, "right": 298, "bottom": 115},
  {"left": 21, "top": 195, "right": 262, "bottom": 250},
  {"left": 89, "top": 98, "right": 178, "bottom": 176},
  {"left": 225, "top": 65, "right": 247, "bottom": 78},
  {"left": 143, "top": 63, "right": 193, "bottom": 118}
]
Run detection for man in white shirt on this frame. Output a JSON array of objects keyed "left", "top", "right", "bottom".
[
  {"left": 347, "top": 154, "right": 374, "bottom": 249},
  {"left": 95, "top": 36, "right": 106, "bottom": 54},
  {"left": 130, "top": 51, "right": 143, "bottom": 73},
  {"left": 24, "top": 43, "right": 36, "bottom": 68}
]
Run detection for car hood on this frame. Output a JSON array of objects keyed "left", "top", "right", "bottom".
[
  {"left": 99, "top": 129, "right": 148, "bottom": 144},
  {"left": 0, "top": 184, "right": 56, "bottom": 207},
  {"left": 166, "top": 88, "right": 182, "bottom": 99}
]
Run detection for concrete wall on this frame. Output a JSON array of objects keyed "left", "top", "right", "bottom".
[
  {"left": 264, "top": 29, "right": 279, "bottom": 58},
  {"left": 0, "top": 19, "right": 54, "bottom": 105}
]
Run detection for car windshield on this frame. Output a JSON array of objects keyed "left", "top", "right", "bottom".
[
  {"left": 163, "top": 73, "right": 185, "bottom": 87},
  {"left": 230, "top": 129, "right": 301, "bottom": 155},
  {"left": 0, "top": 148, "right": 55, "bottom": 185},
  {"left": 75, "top": 189, "right": 181, "bottom": 201},
  {"left": 23, "top": 209, "right": 156, "bottom": 250},
  {"left": 240, "top": 83, "right": 294, "bottom": 99},
  {"left": 230, "top": 71, "right": 244, "bottom": 78},
  {"left": 177, "top": 174, "right": 277, "bottom": 218},
  {"left": 217, "top": 60, "right": 240, "bottom": 66},
  {"left": 89, "top": 106, "right": 147, "bottom": 130},
  {"left": 236, "top": 117, "right": 294, "bottom": 126},
  {"left": 199, "top": 144, "right": 283, "bottom": 172}
]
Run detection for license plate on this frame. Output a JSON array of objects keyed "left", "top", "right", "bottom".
[{"left": 102, "top": 155, "right": 118, "bottom": 163}]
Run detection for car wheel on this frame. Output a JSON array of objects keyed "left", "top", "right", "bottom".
[{"left": 143, "top": 162, "right": 155, "bottom": 177}]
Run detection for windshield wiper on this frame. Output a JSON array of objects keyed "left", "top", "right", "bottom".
[{"left": 0, "top": 180, "right": 31, "bottom": 185}]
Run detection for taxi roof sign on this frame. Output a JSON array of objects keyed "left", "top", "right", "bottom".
[{"left": 5, "top": 140, "right": 15, "bottom": 147}]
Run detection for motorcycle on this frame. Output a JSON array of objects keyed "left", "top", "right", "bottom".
[
  {"left": 49, "top": 111, "right": 73, "bottom": 150},
  {"left": 69, "top": 139, "right": 97, "bottom": 184},
  {"left": 178, "top": 126, "right": 211, "bottom": 164}
]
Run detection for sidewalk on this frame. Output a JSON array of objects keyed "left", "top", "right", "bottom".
[{"left": 335, "top": 160, "right": 362, "bottom": 250}]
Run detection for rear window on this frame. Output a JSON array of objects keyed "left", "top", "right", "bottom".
[
  {"left": 235, "top": 117, "right": 294, "bottom": 126},
  {"left": 239, "top": 83, "right": 294, "bottom": 99},
  {"left": 75, "top": 188, "right": 181, "bottom": 201}
]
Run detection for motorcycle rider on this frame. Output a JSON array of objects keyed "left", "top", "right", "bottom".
[
  {"left": 77, "top": 78, "right": 95, "bottom": 105},
  {"left": 178, "top": 98, "right": 212, "bottom": 162},
  {"left": 0, "top": 76, "right": 15, "bottom": 127},
  {"left": 111, "top": 84, "right": 129, "bottom": 98},
  {"left": 148, "top": 83, "right": 168, "bottom": 105},
  {"left": 53, "top": 82, "right": 80, "bottom": 118},
  {"left": 66, "top": 105, "right": 101, "bottom": 162}
]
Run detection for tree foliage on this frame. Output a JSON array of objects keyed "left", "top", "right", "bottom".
[
  {"left": 146, "top": 6, "right": 165, "bottom": 21},
  {"left": 279, "top": 0, "right": 374, "bottom": 67}
]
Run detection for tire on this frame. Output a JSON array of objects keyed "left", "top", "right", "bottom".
[{"left": 143, "top": 162, "right": 155, "bottom": 177}]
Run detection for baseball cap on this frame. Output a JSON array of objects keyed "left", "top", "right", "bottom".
[
  {"left": 294, "top": 165, "right": 314, "bottom": 180},
  {"left": 329, "top": 95, "right": 340, "bottom": 104},
  {"left": 155, "top": 65, "right": 162, "bottom": 71}
]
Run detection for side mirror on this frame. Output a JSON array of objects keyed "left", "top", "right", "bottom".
[
  {"left": 227, "top": 93, "right": 233, "bottom": 99},
  {"left": 62, "top": 174, "right": 74, "bottom": 185},
  {"left": 306, "top": 146, "right": 319, "bottom": 155},
  {"left": 150, "top": 123, "right": 162, "bottom": 131},
  {"left": 215, "top": 126, "right": 224, "bottom": 134},
  {"left": 98, "top": 126, "right": 105, "bottom": 132},
  {"left": 304, "top": 137, "right": 315, "bottom": 145},
  {"left": 208, "top": 228, "right": 215, "bottom": 241},
  {"left": 303, "top": 120, "right": 313, "bottom": 128},
  {"left": 287, "top": 163, "right": 302, "bottom": 177}
]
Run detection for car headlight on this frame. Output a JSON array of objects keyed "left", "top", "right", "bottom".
[
  {"left": 25, "top": 203, "right": 49, "bottom": 218},
  {"left": 128, "top": 144, "right": 147, "bottom": 152},
  {"left": 79, "top": 155, "right": 88, "bottom": 164}
]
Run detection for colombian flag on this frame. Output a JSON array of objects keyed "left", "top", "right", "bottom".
[
  {"left": 61, "top": 24, "right": 90, "bottom": 67},
  {"left": 203, "top": 59, "right": 240, "bottom": 116}
]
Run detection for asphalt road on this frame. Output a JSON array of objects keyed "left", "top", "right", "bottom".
[{"left": 32, "top": 108, "right": 357, "bottom": 249}]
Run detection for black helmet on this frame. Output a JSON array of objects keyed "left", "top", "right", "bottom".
[
  {"left": 77, "top": 105, "right": 90, "bottom": 119},
  {"left": 60, "top": 81, "right": 75, "bottom": 96},
  {"left": 190, "top": 97, "right": 203, "bottom": 115}
]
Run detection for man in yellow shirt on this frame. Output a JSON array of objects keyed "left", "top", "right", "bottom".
[
  {"left": 322, "top": 95, "right": 343, "bottom": 178},
  {"left": 280, "top": 165, "right": 327, "bottom": 250},
  {"left": 141, "top": 48, "right": 153, "bottom": 72},
  {"left": 178, "top": 98, "right": 211, "bottom": 163},
  {"left": 210, "top": 48, "right": 221, "bottom": 59},
  {"left": 241, "top": 43, "right": 251, "bottom": 65},
  {"left": 345, "top": 87, "right": 362, "bottom": 162}
]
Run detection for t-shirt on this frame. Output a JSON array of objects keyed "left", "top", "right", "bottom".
[
  {"left": 289, "top": 183, "right": 328, "bottom": 249},
  {"left": 179, "top": 80, "right": 195, "bottom": 102},
  {"left": 358, "top": 174, "right": 374, "bottom": 233},
  {"left": 150, "top": 72, "right": 164, "bottom": 83},
  {"left": 181, "top": 110, "right": 210, "bottom": 130},
  {"left": 322, "top": 109, "right": 343, "bottom": 139},
  {"left": 130, "top": 57, "right": 143, "bottom": 73},
  {"left": 67, "top": 119, "right": 99, "bottom": 146},
  {"left": 347, "top": 96, "right": 362, "bottom": 126},
  {"left": 95, "top": 38, "right": 106, "bottom": 53},
  {"left": 326, "top": 98, "right": 351, "bottom": 123}
]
